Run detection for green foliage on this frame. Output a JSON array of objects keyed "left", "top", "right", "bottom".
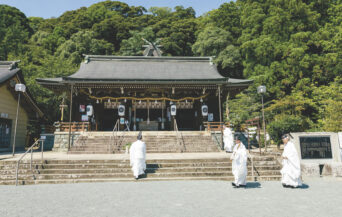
[
  {"left": 226, "top": 87, "right": 261, "bottom": 131},
  {"left": 267, "top": 115, "right": 305, "bottom": 146},
  {"left": 0, "top": 5, "right": 32, "bottom": 59},
  {"left": 120, "top": 27, "right": 156, "bottom": 56}
]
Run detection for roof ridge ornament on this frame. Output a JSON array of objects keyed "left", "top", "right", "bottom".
[{"left": 142, "top": 38, "right": 163, "bottom": 57}]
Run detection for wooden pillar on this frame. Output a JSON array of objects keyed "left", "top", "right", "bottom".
[
  {"left": 133, "top": 100, "right": 136, "bottom": 131},
  {"left": 218, "top": 85, "right": 223, "bottom": 150},
  {"left": 161, "top": 100, "right": 165, "bottom": 130},
  {"left": 218, "top": 86, "right": 222, "bottom": 123},
  {"left": 68, "top": 85, "right": 73, "bottom": 150}
]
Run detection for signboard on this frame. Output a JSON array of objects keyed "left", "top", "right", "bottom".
[
  {"left": 104, "top": 102, "right": 120, "bottom": 109},
  {"left": 135, "top": 101, "right": 166, "bottom": 109},
  {"left": 79, "top": 105, "right": 85, "bottom": 113},
  {"left": 208, "top": 113, "right": 214, "bottom": 122},
  {"left": 299, "top": 136, "right": 332, "bottom": 159},
  {"left": 81, "top": 115, "right": 89, "bottom": 122},
  {"left": 0, "top": 113, "right": 9, "bottom": 118}
]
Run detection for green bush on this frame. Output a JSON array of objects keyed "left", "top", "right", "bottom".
[{"left": 267, "top": 115, "right": 304, "bottom": 146}]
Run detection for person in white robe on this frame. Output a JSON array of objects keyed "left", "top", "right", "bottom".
[
  {"left": 223, "top": 125, "right": 234, "bottom": 153},
  {"left": 280, "top": 134, "right": 302, "bottom": 188},
  {"left": 129, "top": 131, "right": 146, "bottom": 179},
  {"left": 230, "top": 135, "right": 248, "bottom": 188}
]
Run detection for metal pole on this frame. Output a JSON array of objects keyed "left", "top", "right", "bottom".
[
  {"left": 258, "top": 121, "right": 261, "bottom": 155},
  {"left": 12, "top": 93, "right": 21, "bottom": 156},
  {"left": 261, "top": 95, "right": 267, "bottom": 152},
  {"left": 30, "top": 148, "right": 33, "bottom": 170},
  {"left": 68, "top": 85, "right": 74, "bottom": 150},
  {"left": 41, "top": 140, "right": 44, "bottom": 164}
]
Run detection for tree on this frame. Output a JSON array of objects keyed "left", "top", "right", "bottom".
[
  {"left": 56, "top": 31, "right": 114, "bottom": 64},
  {"left": 0, "top": 5, "right": 32, "bottom": 59},
  {"left": 120, "top": 27, "right": 156, "bottom": 56}
]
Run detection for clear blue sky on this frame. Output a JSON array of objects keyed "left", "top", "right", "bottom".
[{"left": 1, "top": 0, "right": 230, "bottom": 18}]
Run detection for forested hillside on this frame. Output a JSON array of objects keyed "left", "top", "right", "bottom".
[{"left": 0, "top": 0, "right": 341, "bottom": 143}]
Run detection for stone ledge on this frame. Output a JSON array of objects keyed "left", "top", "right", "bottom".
[
  {"left": 301, "top": 163, "right": 320, "bottom": 177},
  {"left": 322, "top": 163, "right": 342, "bottom": 177}
]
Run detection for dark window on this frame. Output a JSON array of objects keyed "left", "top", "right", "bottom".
[
  {"left": 0, "top": 118, "right": 12, "bottom": 148},
  {"left": 299, "top": 136, "right": 332, "bottom": 159}
]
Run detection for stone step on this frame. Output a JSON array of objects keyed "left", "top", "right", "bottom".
[
  {"left": 0, "top": 175, "right": 282, "bottom": 185},
  {"left": 0, "top": 167, "right": 281, "bottom": 175},
  {"left": 0, "top": 157, "right": 277, "bottom": 165},
  {"left": 1, "top": 170, "right": 281, "bottom": 180}
]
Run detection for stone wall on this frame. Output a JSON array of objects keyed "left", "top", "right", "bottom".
[
  {"left": 291, "top": 132, "right": 341, "bottom": 163},
  {"left": 53, "top": 132, "right": 81, "bottom": 152}
]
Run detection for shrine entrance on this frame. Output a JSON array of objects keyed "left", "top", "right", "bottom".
[{"left": 37, "top": 55, "right": 252, "bottom": 133}]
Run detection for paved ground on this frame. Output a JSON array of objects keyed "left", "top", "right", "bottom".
[{"left": 0, "top": 178, "right": 341, "bottom": 217}]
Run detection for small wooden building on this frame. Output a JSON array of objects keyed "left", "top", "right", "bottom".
[
  {"left": 37, "top": 55, "right": 252, "bottom": 132},
  {"left": 0, "top": 61, "right": 43, "bottom": 151}
]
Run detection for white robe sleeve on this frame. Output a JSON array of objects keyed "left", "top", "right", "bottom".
[{"left": 129, "top": 143, "right": 135, "bottom": 167}]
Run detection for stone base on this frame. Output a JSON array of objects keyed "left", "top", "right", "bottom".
[
  {"left": 301, "top": 163, "right": 320, "bottom": 177},
  {"left": 53, "top": 132, "right": 81, "bottom": 152},
  {"left": 322, "top": 163, "right": 342, "bottom": 177}
]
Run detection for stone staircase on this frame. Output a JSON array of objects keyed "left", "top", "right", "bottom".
[
  {"left": 0, "top": 156, "right": 282, "bottom": 185},
  {"left": 68, "top": 131, "right": 220, "bottom": 154}
]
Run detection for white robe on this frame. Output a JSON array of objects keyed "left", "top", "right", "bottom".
[
  {"left": 230, "top": 143, "right": 248, "bottom": 186},
  {"left": 129, "top": 140, "right": 146, "bottom": 178},
  {"left": 281, "top": 141, "right": 302, "bottom": 187},
  {"left": 223, "top": 128, "right": 234, "bottom": 152}
]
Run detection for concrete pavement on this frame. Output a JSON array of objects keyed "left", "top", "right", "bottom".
[{"left": 0, "top": 179, "right": 341, "bottom": 217}]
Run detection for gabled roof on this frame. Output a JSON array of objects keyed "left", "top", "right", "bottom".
[
  {"left": 36, "top": 55, "right": 252, "bottom": 87},
  {"left": 0, "top": 61, "right": 44, "bottom": 118},
  {"left": 0, "top": 61, "right": 20, "bottom": 83},
  {"left": 68, "top": 55, "right": 226, "bottom": 81}
]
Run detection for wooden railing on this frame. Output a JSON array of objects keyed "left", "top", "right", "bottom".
[
  {"left": 204, "top": 122, "right": 226, "bottom": 132},
  {"left": 55, "top": 122, "right": 90, "bottom": 132}
]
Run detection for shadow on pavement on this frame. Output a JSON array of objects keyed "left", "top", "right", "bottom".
[
  {"left": 299, "top": 183, "right": 310, "bottom": 189},
  {"left": 245, "top": 182, "right": 262, "bottom": 189}
]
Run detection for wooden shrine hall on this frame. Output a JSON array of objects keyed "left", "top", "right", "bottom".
[{"left": 36, "top": 55, "right": 252, "bottom": 132}]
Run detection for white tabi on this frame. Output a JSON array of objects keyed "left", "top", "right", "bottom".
[
  {"left": 230, "top": 143, "right": 247, "bottom": 186},
  {"left": 281, "top": 141, "right": 302, "bottom": 187},
  {"left": 129, "top": 140, "right": 146, "bottom": 178},
  {"left": 223, "top": 127, "right": 234, "bottom": 152}
]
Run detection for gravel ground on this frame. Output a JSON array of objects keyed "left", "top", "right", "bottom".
[{"left": 0, "top": 179, "right": 341, "bottom": 217}]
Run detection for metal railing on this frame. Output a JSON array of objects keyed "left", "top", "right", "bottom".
[
  {"left": 174, "top": 119, "right": 185, "bottom": 152},
  {"left": 111, "top": 119, "right": 126, "bottom": 153},
  {"left": 15, "top": 139, "right": 44, "bottom": 186},
  {"left": 248, "top": 154, "right": 259, "bottom": 181},
  {"left": 211, "top": 131, "right": 224, "bottom": 150}
]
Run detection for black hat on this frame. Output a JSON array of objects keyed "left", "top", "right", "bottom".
[
  {"left": 137, "top": 131, "right": 142, "bottom": 140},
  {"left": 234, "top": 134, "right": 241, "bottom": 141},
  {"left": 281, "top": 133, "right": 293, "bottom": 139}
]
